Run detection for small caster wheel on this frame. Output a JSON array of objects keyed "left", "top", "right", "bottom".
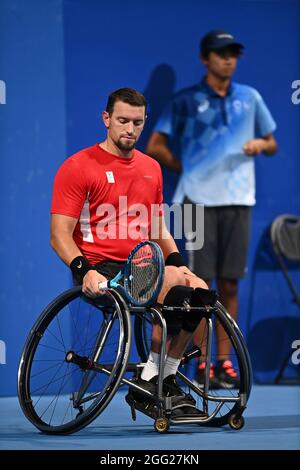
[
  {"left": 228, "top": 414, "right": 245, "bottom": 430},
  {"left": 154, "top": 417, "right": 170, "bottom": 433}
]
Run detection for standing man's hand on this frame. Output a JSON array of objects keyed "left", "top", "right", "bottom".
[
  {"left": 243, "top": 139, "right": 267, "bottom": 156},
  {"left": 82, "top": 270, "right": 108, "bottom": 298}
]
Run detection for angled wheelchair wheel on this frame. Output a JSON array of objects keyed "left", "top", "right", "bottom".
[
  {"left": 134, "top": 301, "right": 252, "bottom": 427},
  {"left": 197, "top": 301, "right": 251, "bottom": 427},
  {"left": 18, "top": 286, "right": 131, "bottom": 434}
]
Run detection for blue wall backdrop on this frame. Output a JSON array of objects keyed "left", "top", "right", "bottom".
[{"left": 0, "top": 0, "right": 300, "bottom": 394}]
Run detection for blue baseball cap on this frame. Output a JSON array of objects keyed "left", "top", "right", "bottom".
[{"left": 200, "top": 30, "right": 244, "bottom": 56}]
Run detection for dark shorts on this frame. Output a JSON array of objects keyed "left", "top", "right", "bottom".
[
  {"left": 183, "top": 197, "right": 251, "bottom": 280},
  {"left": 72, "top": 260, "right": 125, "bottom": 286},
  {"left": 94, "top": 260, "right": 125, "bottom": 281}
]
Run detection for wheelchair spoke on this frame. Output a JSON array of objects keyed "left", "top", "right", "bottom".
[
  {"left": 31, "top": 359, "right": 66, "bottom": 379},
  {"left": 134, "top": 302, "right": 250, "bottom": 426},
  {"left": 19, "top": 288, "right": 131, "bottom": 432}
]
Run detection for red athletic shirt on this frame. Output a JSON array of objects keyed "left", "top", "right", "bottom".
[{"left": 51, "top": 144, "right": 164, "bottom": 265}]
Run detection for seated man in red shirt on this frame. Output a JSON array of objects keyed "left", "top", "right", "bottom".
[{"left": 50, "top": 87, "right": 209, "bottom": 417}]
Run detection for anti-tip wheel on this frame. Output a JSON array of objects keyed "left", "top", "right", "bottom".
[
  {"left": 154, "top": 417, "right": 170, "bottom": 433},
  {"left": 228, "top": 414, "right": 245, "bottom": 430}
]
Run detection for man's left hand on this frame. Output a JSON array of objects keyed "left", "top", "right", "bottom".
[{"left": 243, "top": 139, "right": 267, "bottom": 156}]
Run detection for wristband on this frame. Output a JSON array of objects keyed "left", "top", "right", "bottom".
[
  {"left": 165, "top": 252, "right": 186, "bottom": 267},
  {"left": 70, "top": 256, "right": 95, "bottom": 283}
]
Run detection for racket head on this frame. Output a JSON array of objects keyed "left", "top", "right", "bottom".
[{"left": 123, "top": 241, "right": 164, "bottom": 306}]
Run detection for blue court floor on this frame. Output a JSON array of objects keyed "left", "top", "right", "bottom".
[{"left": 0, "top": 385, "right": 299, "bottom": 450}]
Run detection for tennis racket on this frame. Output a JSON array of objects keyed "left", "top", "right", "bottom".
[{"left": 98, "top": 241, "right": 164, "bottom": 306}]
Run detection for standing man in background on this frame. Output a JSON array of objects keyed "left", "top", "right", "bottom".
[{"left": 146, "top": 30, "right": 277, "bottom": 388}]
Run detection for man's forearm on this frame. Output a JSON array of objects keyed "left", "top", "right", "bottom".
[
  {"left": 50, "top": 232, "right": 82, "bottom": 266},
  {"left": 262, "top": 136, "right": 277, "bottom": 155},
  {"left": 147, "top": 144, "right": 181, "bottom": 172},
  {"left": 151, "top": 228, "right": 179, "bottom": 259}
]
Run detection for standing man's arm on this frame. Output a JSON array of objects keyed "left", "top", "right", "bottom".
[
  {"left": 146, "top": 132, "right": 182, "bottom": 172},
  {"left": 243, "top": 133, "right": 277, "bottom": 156},
  {"left": 50, "top": 214, "right": 106, "bottom": 297},
  {"left": 244, "top": 90, "right": 278, "bottom": 157}
]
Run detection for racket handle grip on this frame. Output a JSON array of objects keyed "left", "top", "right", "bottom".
[{"left": 98, "top": 280, "right": 109, "bottom": 290}]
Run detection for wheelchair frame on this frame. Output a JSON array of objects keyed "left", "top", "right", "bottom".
[{"left": 18, "top": 286, "right": 252, "bottom": 434}]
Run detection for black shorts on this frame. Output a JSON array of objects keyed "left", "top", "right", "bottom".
[
  {"left": 72, "top": 260, "right": 125, "bottom": 286},
  {"left": 94, "top": 260, "right": 125, "bottom": 280},
  {"left": 183, "top": 197, "right": 251, "bottom": 280}
]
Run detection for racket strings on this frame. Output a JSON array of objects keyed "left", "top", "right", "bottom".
[{"left": 129, "top": 245, "right": 160, "bottom": 303}]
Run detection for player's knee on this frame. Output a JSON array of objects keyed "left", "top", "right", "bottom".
[
  {"left": 165, "top": 266, "right": 186, "bottom": 289},
  {"left": 197, "top": 278, "right": 209, "bottom": 289}
]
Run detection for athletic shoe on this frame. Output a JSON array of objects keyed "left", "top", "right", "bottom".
[
  {"left": 215, "top": 359, "right": 240, "bottom": 389},
  {"left": 125, "top": 375, "right": 158, "bottom": 418},
  {"left": 163, "top": 374, "right": 207, "bottom": 417},
  {"left": 195, "top": 362, "right": 220, "bottom": 390}
]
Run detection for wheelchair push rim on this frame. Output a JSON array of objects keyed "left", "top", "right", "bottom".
[{"left": 18, "top": 287, "right": 131, "bottom": 434}]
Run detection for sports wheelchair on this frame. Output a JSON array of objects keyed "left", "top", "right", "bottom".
[{"left": 18, "top": 285, "right": 252, "bottom": 434}]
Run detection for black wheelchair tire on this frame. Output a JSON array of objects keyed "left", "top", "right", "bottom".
[
  {"left": 134, "top": 301, "right": 252, "bottom": 427},
  {"left": 18, "top": 286, "right": 131, "bottom": 435}
]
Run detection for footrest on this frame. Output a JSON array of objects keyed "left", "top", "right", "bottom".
[{"left": 125, "top": 392, "right": 158, "bottom": 420}]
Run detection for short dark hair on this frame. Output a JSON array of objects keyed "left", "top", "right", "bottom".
[{"left": 106, "top": 88, "right": 147, "bottom": 116}]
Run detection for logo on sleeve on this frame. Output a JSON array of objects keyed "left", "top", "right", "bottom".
[
  {"left": 233, "top": 99, "right": 242, "bottom": 113},
  {"left": 198, "top": 100, "right": 210, "bottom": 113},
  {"left": 106, "top": 171, "right": 115, "bottom": 183}
]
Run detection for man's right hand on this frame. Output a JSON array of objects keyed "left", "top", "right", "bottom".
[{"left": 82, "top": 270, "right": 108, "bottom": 298}]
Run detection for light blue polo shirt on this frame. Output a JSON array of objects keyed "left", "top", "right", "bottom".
[{"left": 154, "top": 79, "right": 276, "bottom": 206}]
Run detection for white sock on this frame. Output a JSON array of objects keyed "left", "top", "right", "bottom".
[
  {"left": 141, "top": 351, "right": 160, "bottom": 381},
  {"left": 163, "top": 356, "right": 181, "bottom": 379}
]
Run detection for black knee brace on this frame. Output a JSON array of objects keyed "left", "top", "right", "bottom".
[
  {"left": 190, "top": 287, "right": 218, "bottom": 307},
  {"left": 162, "top": 286, "right": 194, "bottom": 336},
  {"left": 182, "top": 288, "right": 218, "bottom": 333}
]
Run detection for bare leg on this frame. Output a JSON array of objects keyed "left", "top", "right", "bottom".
[
  {"left": 192, "top": 280, "right": 211, "bottom": 361},
  {"left": 216, "top": 278, "right": 238, "bottom": 361},
  {"left": 150, "top": 319, "right": 172, "bottom": 354},
  {"left": 192, "top": 279, "right": 238, "bottom": 361},
  {"left": 167, "top": 330, "right": 193, "bottom": 359},
  {"left": 143, "top": 267, "right": 209, "bottom": 381}
]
